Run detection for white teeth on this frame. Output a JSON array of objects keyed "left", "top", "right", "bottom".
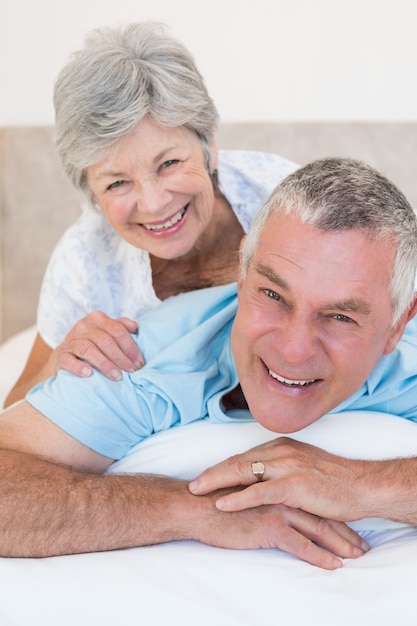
[
  {"left": 268, "top": 370, "right": 316, "bottom": 387},
  {"left": 143, "top": 207, "right": 186, "bottom": 232}
]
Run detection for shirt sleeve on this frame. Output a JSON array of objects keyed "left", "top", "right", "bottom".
[{"left": 28, "top": 284, "right": 239, "bottom": 459}]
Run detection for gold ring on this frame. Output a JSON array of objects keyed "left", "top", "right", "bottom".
[{"left": 251, "top": 461, "right": 265, "bottom": 481}]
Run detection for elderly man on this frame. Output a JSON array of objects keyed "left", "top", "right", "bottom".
[{"left": 1, "top": 157, "right": 416, "bottom": 570}]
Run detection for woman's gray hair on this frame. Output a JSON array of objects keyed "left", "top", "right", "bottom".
[
  {"left": 54, "top": 22, "right": 219, "bottom": 195},
  {"left": 241, "top": 157, "right": 417, "bottom": 323}
]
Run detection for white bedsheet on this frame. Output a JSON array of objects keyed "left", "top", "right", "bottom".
[{"left": 1, "top": 328, "right": 417, "bottom": 625}]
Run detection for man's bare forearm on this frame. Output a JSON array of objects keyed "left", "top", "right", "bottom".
[
  {"left": 0, "top": 448, "right": 367, "bottom": 568},
  {"left": 0, "top": 449, "right": 198, "bottom": 557}
]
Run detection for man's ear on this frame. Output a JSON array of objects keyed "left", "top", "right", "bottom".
[
  {"left": 237, "top": 237, "right": 247, "bottom": 291},
  {"left": 384, "top": 292, "right": 417, "bottom": 354}
]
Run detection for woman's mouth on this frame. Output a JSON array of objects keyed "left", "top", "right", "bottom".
[{"left": 142, "top": 206, "right": 188, "bottom": 232}]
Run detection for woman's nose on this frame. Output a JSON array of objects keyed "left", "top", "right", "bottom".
[{"left": 135, "top": 179, "right": 172, "bottom": 214}]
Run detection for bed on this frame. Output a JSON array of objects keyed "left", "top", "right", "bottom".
[{"left": 1, "top": 123, "right": 417, "bottom": 625}]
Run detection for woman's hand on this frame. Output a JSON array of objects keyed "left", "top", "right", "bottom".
[
  {"left": 50, "top": 311, "right": 143, "bottom": 380},
  {"left": 3, "top": 312, "right": 143, "bottom": 408}
]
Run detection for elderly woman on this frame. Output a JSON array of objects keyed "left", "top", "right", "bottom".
[{"left": 4, "top": 22, "right": 296, "bottom": 407}]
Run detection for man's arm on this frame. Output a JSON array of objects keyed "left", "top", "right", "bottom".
[
  {"left": 189, "top": 436, "right": 417, "bottom": 524},
  {"left": 0, "top": 402, "right": 367, "bottom": 567}
]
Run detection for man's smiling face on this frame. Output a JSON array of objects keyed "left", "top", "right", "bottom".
[{"left": 231, "top": 211, "right": 406, "bottom": 433}]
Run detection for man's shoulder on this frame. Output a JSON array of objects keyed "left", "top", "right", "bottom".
[{"left": 136, "top": 283, "right": 239, "bottom": 361}]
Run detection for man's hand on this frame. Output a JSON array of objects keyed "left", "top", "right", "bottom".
[
  {"left": 190, "top": 488, "right": 369, "bottom": 569},
  {"left": 189, "top": 437, "right": 380, "bottom": 522},
  {"left": 0, "top": 401, "right": 368, "bottom": 566}
]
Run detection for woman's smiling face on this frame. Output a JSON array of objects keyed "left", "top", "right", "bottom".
[{"left": 87, "top": 116, "right": 217, "bottom": 259}]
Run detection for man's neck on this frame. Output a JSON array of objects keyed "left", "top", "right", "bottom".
[{"left": 221, "top": 385, "right": 249, "bottom": 412}]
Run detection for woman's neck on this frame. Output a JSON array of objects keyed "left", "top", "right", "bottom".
[{"left": 150, "top": 194, "right": 244, "bottom": 300}]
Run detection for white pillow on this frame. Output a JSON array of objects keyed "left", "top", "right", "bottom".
[{"left": 109, "top": 411, "right": 417, "bottom": 530}]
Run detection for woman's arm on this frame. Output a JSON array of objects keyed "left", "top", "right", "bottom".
[{"left": 4, "top": 333, "right": 53, "bottom": 407}]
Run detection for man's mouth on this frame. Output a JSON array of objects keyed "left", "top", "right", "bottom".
[
  {"left": 268, "top": 369, "right": 317, "bottom": 387},
  {"left": 142, "top": 206, "right": 188, "bottom": 232}
]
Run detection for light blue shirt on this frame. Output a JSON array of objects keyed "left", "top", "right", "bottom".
[{"left": 27, "top": 283, "right": 417, "bottom": 460}]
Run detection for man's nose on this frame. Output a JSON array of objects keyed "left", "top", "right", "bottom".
[{"left": 273, "top": 316, "right": 318, "bottom": 366}]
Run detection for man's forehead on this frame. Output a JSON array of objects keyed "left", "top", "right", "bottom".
[
  {"left": 260, "top": 211, "right": 395, "bottom": 260},
  {"left": 258, "top": 211, "right": 323, "bottom": 255},
  {"left": 250, "top": 212, "right": 395, "bottom": 307}
]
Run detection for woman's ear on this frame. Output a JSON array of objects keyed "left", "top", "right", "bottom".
[{"left": 210, "top": 137, "right": 218, "bottom": 171}]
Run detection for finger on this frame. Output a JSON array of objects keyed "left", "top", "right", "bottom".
[
  {"left": 326, "top": 519, "right": 370, "bottom": 553},
  {"left": 276, "top": 524, "right": 344, "bottom": 570},
  {"left": 90, "top": 319, "right": 143, "bottom": 368},
  {"left": 288, "top": 511, "right": 364, "bottom": 559},
  {"left": 58, "top": 340, "right": 123, "bottom": 381},
  {"left": 189, "top": 455, "right": 275, "bottom": 495},
  {"left": 70, "top": 312, "right": 143, "bottom": 369},
  {"left": 189, "top": 436, "right": 303, "bottom": 496},
  {"left": 115, "top": 318, "right": 144, "bottom": 366},
  {"left": 293, "top": 514, "right": 368, "bottom": 560},
  {"left": 117, "top": 317, "right": 139, "bottom": 334},
  {"left": 215, "top": 472, "right": 318, "bottom": 512},
  {"left": 70, "top": 332, "right": 141, "bottom": 375},
  {"left": 55, "top": 352, "right": 94, "bottom": 378},
  {"left": 189, "top": 457, "right": 258, "bottom": 495},
  {"left": 98, "top": 330, "right": 144, "bottom": 369},
  {"left": 216, "top": 483, "right": 270, "bottom": 511}
]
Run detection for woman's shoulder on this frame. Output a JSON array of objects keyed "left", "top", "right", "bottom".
[
  {"left": 51, "top": 203, "right": 146, "bottom": 265},
  {"left": 41, "top": 202, "right": 152, "bottom": 306},
  {"left": 217, "top": 150, "right": 299, "bottom": 231},
  {"left": 218, "top": 149, "right": 298, "bottom": 177},
  {"left": 61, "top": 203, "right": 121, "bottom": 247},
  {"left": 218, "top": 149, "right": 298, "bottom": 198},
  {"left": 38, "top": 204, "right": 158, "bottom": 346}
]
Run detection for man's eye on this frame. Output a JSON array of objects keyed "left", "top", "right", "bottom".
[
  {"left": 332, "top": 314, "right": 355, "bottom": 323},
  {"left": 263, "top": 288, "right": 282, "bottom": 302}
]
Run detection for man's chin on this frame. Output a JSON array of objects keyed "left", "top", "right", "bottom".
[{"left": 250, "top": 404, "right": 322, "bottom": 434}]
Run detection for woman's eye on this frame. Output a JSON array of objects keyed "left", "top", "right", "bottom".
[
  {"left": 107, "top": 180, "right": 125, "bottom": 191},
  {"left": 161, "top": 159, "right": 179, "bottom": 169}
]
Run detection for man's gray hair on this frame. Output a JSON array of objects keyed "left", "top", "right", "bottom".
[
  {"left": 54, "top": 22, "right": 219, "bottom": 194},
  {"left": 241, "top": 157, "right": 417, "bottom": 322}
]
